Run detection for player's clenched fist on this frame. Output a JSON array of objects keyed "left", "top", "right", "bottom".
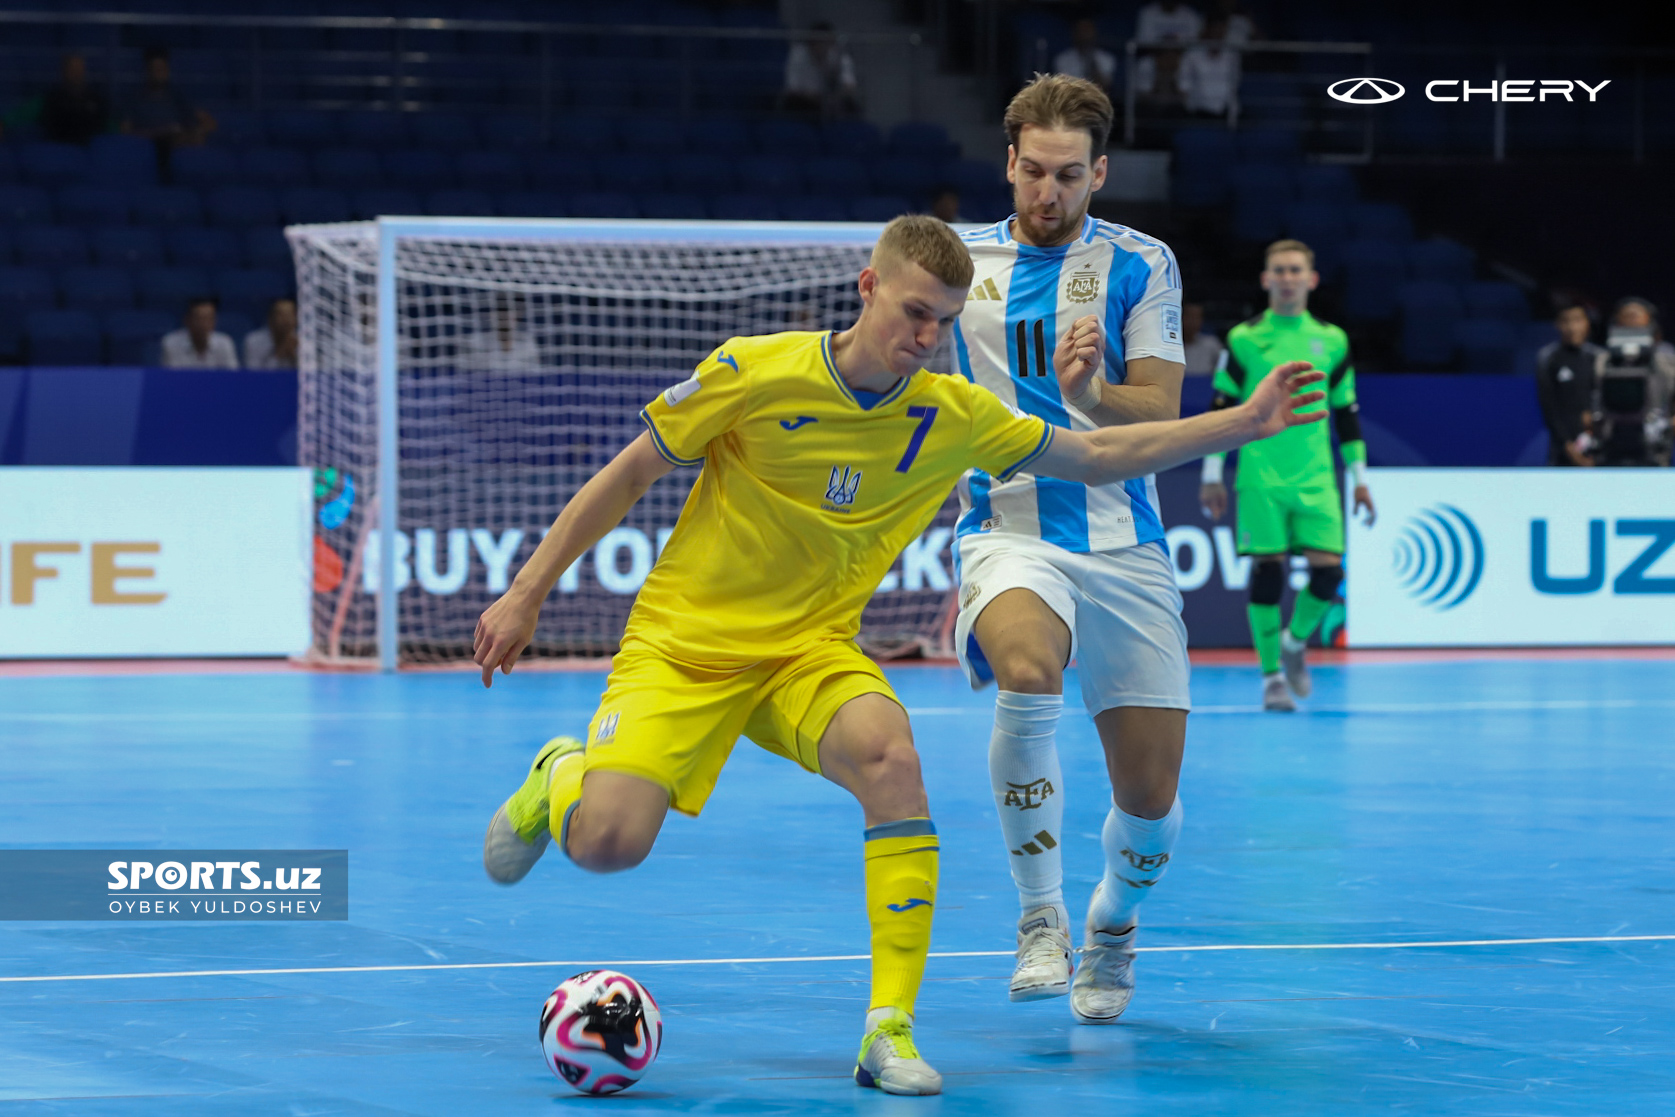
[{"left": 1054, "top": 314, "right": 1104, "bottom": 410}]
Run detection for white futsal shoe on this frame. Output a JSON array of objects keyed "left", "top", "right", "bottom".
[
  {"left": 1280, "top": 631, "right": 1313, "bottom": 698},
  {"left": 1070, "top": 886, "right": 1137, "bottom": 1025},
  {"left": 1262, "top": 672, "right": 1296, "bottom": 712},
  {"left": 854, "top": 1009, "right": 942, "bottom": 1095},
  {"left": 1010, "top": 904, "right": 1073, "bottom": 1002},
  {"left": 483, "top": 736, "right": 583, "bottom": 885}
]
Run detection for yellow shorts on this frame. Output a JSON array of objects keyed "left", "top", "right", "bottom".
[{"left": 582, "top": 638, "right": 898, "bottom": 816}]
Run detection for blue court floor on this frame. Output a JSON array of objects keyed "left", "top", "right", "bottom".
[{"left": 2, "top": 657, "right": 1673, "bottom": 1115}]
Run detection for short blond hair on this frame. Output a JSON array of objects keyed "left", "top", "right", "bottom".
[
  {"left": 1004, "top": 73, "right": 1114, "bottom": 155},
  {"left": 1265, "top": 239, "right": 1316, "bottom": 268},
  {"left": 871, "top": 214, "right": 974, "bottom": 289}
]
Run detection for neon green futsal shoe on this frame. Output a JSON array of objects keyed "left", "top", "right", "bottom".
[
  {"left": 483, "top": 736, "right": 583, "bottom": 885},
  {"left": 854, "top": 1009, "right": 942, "bottom": 1096}
]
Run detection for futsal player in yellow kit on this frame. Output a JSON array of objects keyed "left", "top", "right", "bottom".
[{"left": 473, "top": 215, "right": 1324, "bottom": 1095}]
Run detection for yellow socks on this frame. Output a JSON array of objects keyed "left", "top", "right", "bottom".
[
  {"left": 547, "top": 753, "right": 585, "bottom": 859},
  {"left": 863, "top": 818, "right": 940, "bottom": 1016}
]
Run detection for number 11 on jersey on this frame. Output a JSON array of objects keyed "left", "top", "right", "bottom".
[{"left": 895, "top": 406, "right": 939, "bottom": 473}]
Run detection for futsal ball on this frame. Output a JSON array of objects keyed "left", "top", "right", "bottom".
[{"left": 539, "top": 969, "right": 663, "bottom": 1094}]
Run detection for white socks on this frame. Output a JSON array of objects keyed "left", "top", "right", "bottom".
[
  {"left": 1088, "top": 797, "right": 1183, "bottom": 932},
  {"left": 988, "top": 691, "right": 1065, "bottom": 915}
]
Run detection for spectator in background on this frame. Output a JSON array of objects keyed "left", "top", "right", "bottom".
[
  {"left": 1180, "top": 302, "right": 1223, "bottom": 375},
  {"left": 1132, "top": 1, "right": 1200, "bottom": 103},
  {"left": 930, "top": 188, "right": 965, "bottom": 224},
  {"left": 461, "top": 293, "right": 542, "bottom": 372},
  {"left": 1179, "top": 17, "right": 1240, "bottom": 118},
  {"left": 1609, "top": 298, "right": 1675, "bottom": 461},
  {"left": 1211, "top": 0, "right": 1260, "bottom": 44},
  {"left": 41, "top": 53, "right": 109, "bottom": 145},
  {"left": 122, "top": 46, "right": 216, "bottom": 171},
  {"left": 243, "top": 297, "right": 298, "bottom": 370},
  {"left": 161, "top": 297, "right": 239, "bottom": 369},
  {"left": 1052, "top": 19, "right": 1118, "bottom": 98},
  {"left": 783, "top": 22, "right": 860, "bottom": 119},
  {"left": 1536, "top": 304, "right": 1602, "bottom": 465}
]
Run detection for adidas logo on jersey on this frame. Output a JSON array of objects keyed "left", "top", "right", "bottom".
[{"left": 968, "top": 277, "right": 1002, "bottom": 301}]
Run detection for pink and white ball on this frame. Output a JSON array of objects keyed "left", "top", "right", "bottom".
[{"left": 539, "top": 969, "right": 663, "bottom": 1095}]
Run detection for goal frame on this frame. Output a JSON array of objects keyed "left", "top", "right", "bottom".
[{"left": 367, "top": 216, "right": 892, "bottom": 672}]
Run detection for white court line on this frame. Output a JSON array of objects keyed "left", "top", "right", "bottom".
[{"left": 1, "top": 934, "right": 1669, "bottom": 985}]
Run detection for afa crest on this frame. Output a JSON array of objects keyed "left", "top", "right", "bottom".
[{"left": 1065, "top": 267, "right": 1101, "bottom": 304}]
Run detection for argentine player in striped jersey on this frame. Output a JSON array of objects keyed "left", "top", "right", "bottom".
[{"left": 951, "top": 75, "right": 1191, "bottom": 1023}]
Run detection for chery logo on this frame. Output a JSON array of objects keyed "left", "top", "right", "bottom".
[{"left": 1327, "top": 77, "right": 1405, "bottom": 104}]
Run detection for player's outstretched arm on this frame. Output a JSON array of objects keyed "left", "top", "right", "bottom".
[
  {"left": 1033, "top": 362, "right": 1325, "bottom": 487},
  {"left": 472, "top": 433, "right": 674, "bottom": 688}
]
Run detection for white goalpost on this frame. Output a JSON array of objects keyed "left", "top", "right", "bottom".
[{"left": 288, "top": 217, "right": 962, "bottom": 671}]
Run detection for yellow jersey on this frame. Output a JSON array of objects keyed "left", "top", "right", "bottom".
[{"left": 630, "top": 330, "right": 1054, "bottom": 665}]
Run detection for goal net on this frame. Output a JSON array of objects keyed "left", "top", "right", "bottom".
[{"left": 289, "top": 219, "right": 960, "bottom": 668}]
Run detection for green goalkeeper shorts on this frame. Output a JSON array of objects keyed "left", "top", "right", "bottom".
[{"left": 1235, "top": 482, "right": 1345, "bottom": 556}]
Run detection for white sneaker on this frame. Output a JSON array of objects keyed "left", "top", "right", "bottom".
[
  {"left": 1070, "top": 887, "right": 1137, "bottom": 1025},
  {"left": 1262, "top": 673, "right": 1296, "bottom": 712},
  {"left": 1010, "top": 905, "right": 1072, "bottom": 1002},
  {"left": 1280, "top": 631, "right": 1312, "bottom": 698},
  {"left": 854, "top": 1010, "right": 942, "bottom": 1096}
]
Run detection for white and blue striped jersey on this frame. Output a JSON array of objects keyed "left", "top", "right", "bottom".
[{"left": 952, "top": 214, "right": 1185, "bottom": 554}]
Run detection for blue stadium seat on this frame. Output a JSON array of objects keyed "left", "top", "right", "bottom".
[
  {"left": 206, "top": 187, "right": 280, "bottom": 228},
  {"left": 105, "top": 309, "right": 174, "bottom": 365},
  {"left": 1398, "top": 280, "right": 1464, "bottom": 367},
  {"left": 1406, "top": 238, "right": 1476, "bottom": 283},
  {"left": 312, "top": 148, "right": 384, "bottom": 189},
  {"left": 872, "top": 158, "right": 942, "bottom": 199},
  {"left": 167, "top": 227, "right": 242, "bottom": 268},
  {"left": 17, "top": 142, "right": 89, "bottom": 187},
  {"left": 241, "top": 148, "right": 312, "bottom": 188},
  {"left": 685, "top": 117, "right": 752, "bottom": 156},
  {"left": 216, "top": 309, "right": 255, "bottom": 350},
  {"left": 245, "top": 228, "right": 293, "bottom": 269},
  {"left": 341, "top": 109, "right": 411, "bottom": 148},
  {"left": 567, "top": 193, "right": 638, "bottom": 219},
  {"left": 132, "top": 187, "right": 204, "bottom": 227},
  {"left": 265, "top": 109, "right": 340, "bottom": 147},
  {"left": 172, "top": 147, "right": 240, "bottom": 189},
  {"left": 621, "top": 116, "right": 690, "bottom": 156},
  {"left": 17, "top": 227, "right": 90, "bottom": 268},
  {"left": 0, "top": 185, "right": 53, "bottom": 225},
  {"left": 1172, "top": 128, "right": 1236, "bottom": 207},
  {"left": 281, "top": 187, "right": 352, "bottom": 225},
  {"left": 1292, "top": 165, "right": 1357, "bottom": 204},
  {"left": 1235, "top": 128, "right": 1301, "bottom": 163},
  {"left": 427, "top": 189, "right": 497, "bottom": 216},
  {"left": 0, "top": 267, "right": 56, "bottom": 358},
  {"left": 409, "top": 112, "right": 478, "bottom": 149},
  {"left": 755, "top": 119, "right": 822, "bottom": 157},
  {"left": 496, "top": 191, "right": 570, "bottom": 218},
  {"left": 710, "top": 194, "right": 784, "bottom": 221},
  {"left": 383, "top": 149, "right": 456, "bottom": 191},
  {"left": 562, "top": 118, "right": 623, "bottom": 156},
  {"left": 1522, "top": 321, "right": 1559, "bottom": 349},
  {"left": 736, "top": 155, "right": 804, "bottom": 194},
  {"left": 0, "top": 146, "right": 17, "bottom": 185},
  {"left": 781, "top": 196, "right": 849, "bottom": 223},
  {"left": 479, "top": 115, "right": 545, "bottom": 149},
  {"left": 27, "top": 309, "right": 102, "bottom": 365},
  {"left": 57, "top": 186, "right": 131, "bottom": 226},
  {"left": 664, "top": 153, "right": 733, "bottom": 194},
  {"left": 1349, "top": 202, "right": 1413, "bottom": 243},
  {"left": 211, "top": 108, "right": 264, "bottom": 147},
  {"left": 949, "top": 159, "right": 1005, "bottom": 194},
  {"left": 456, "top": 151, "right": 525, "bottom": 191},
  {"left": 1455, "top": 318, "right": 1520, "bottom": 373},
  {"left": 87, "top": 134, "right": 157, "bottom": 187},
  {"left": 637, "top": 193, "right": 709, "bottom": 220},
  {"left": 1340, "top": 239, "right": 1407, "bottom": 324},
  {"left": 352, "top": 189, "right": 425, "bottom": 219},
  {"left": 93, "top": 227, "right": 165, "bottom": 268},
  {"left": 137, "top": 267, "right": 211, "bottom": 313},
  {"left": 1283, "top": 202, "right": 1350, "bottom": 283},
  {"left": 888, "top": 122, "right": 958, "bottom": 162},
  {"left": 849, "top": 195, "right": 913, "bottom": 223},
  {"left": 1462, "top": 281, "right": 1530, "bottom": 322},
  {"left": 215, "top": 269, "right": 293, "bottom": 318},
  {"left": 821, "top": 119, "right": 884, "bottom": 158},
  {"left": 1231, "top": 164, "right": 1293, "bottom": 242},
  {"left": 58, "top": 267, "right": 136, "bottom": 314},
  {"left": 802, "top": 156, "right": 871, "bottom": 196}
]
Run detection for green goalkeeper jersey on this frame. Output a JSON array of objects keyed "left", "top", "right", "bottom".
[{"left": 1212, "top": 308, "right": 1365, "bottom": 490}]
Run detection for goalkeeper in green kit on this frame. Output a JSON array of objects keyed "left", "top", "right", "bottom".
[{"left": 1200, "top": 239, "right": 1374, "bottom": 711}]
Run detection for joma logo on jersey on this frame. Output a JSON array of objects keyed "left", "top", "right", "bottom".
[
  {"left": 1004, "top": 777, "right": 1055, "bottom": 810},
  {"left": 1065, "top": 267, "right": 1101, "bottom": 304},
  {"left": 824, "top": 466, "right": 862, "bottom": 510}
]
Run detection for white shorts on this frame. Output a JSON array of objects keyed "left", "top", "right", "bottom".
[{"left": 953, "top": 533, "right": 1191, "bottom": 716}]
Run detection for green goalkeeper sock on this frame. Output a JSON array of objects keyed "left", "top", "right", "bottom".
[
  {"left": 1288, "top": 589, "right": 1335, "bottom": 643},
  {"left": 1248, "top": 603, "right": 1282, "bottom": 675}
]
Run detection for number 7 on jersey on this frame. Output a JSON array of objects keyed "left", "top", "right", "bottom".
[{"left": 895, "top": 406, "right": 939, "bottom": 473}]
